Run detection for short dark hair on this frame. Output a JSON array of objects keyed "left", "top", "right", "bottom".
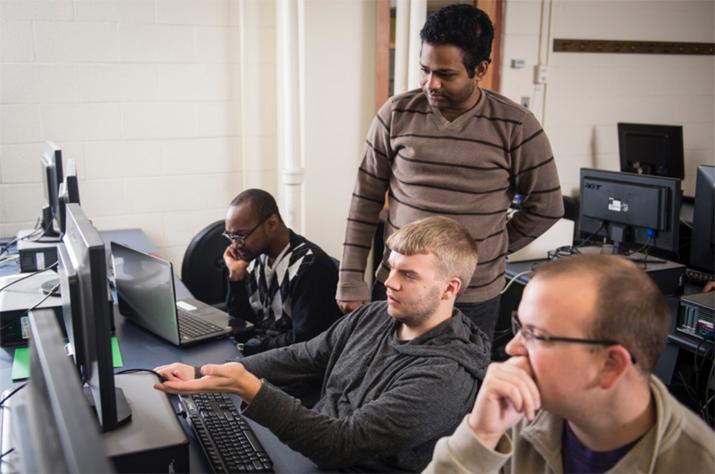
[
  {"left": 419, "top": 4, "right": 494, "bottom": 78},
  {"left": 229, "top": 189, "right": 281, "bottom": 222},
  {"left": 533, "top": 255, "right": 671, "bottom": 374}
]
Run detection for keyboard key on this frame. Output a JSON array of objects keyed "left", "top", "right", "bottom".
[{"left": 178, "top": 312, "right": 224, "bottom": 338}]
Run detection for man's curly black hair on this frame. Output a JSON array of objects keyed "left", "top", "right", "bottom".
[{"left": 419, "top": 4, "right": 494, "bottom": 78}]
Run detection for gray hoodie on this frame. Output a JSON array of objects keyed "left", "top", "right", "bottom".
[{"left": 241, "top": 301, "right": 490, "bottom": 472}]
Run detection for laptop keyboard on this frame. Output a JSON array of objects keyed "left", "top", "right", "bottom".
[
  {"left": 177, "top": 311, "right": 224, "bottom": 339},
  {"left": 180, "top": 392, "right": 273, "bottom": 473}
]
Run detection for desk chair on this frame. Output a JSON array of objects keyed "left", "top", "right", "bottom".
[{"left": 181, "top": 219, "right": 228, "bottom": 308}]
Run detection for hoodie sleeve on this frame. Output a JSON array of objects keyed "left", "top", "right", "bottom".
[
  {"left": 239, "top": 311, "right": 352, "bottom": 387},
  {"left": 242, "top": 359, "right": 477, "bottom": 470}
]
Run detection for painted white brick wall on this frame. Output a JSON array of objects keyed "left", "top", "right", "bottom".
[
  {"left": 0, "top": 0, "right": 273, "bottom": 271},
  {"left": 502, "top": 0, "right": 715, "bottom": 195},
  {"left": 500, "top": 0, "right": 715, "bottom": 196},
  {"left": 238, "top": 0, "right": 277, "bottom": 193},
  {"left": 301, "top": 0, "right": 376, "bottom": 260},
  {"left": 0, "top": 21, "right": 36, "bottom": 61}
]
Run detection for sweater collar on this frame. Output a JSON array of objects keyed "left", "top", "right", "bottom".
[
  {"left": 520, "top": 376, "right": 671, "bottom": 473},
  {"left": 428, "top": 87, "right": 486, "bottom": 129}
]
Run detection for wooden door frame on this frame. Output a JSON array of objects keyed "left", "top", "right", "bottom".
[
  {"left": 476, "top": 0, "right": 504, "bottom": 92},
  {"left": 374, "top": 0, "right": 504, "bottom": 111}
]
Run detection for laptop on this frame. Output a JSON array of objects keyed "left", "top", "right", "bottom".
[{"left": 111, "top": 242, "right": 231, "bottom": 346}]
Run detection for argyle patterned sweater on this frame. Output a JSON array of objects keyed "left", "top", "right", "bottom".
[{"left": 226, "top": 230, "right": 341, "bottom": 354}]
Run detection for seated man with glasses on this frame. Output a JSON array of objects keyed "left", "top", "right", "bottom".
[
  {"left": 222, "top": 189, "right": 341, "bottom": 356},
  {"left": 427, "top": 254, "right": 715, "bottom": 473}
]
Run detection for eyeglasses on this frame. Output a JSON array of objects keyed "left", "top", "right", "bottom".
[
  {"left": 222, "top": 216, "right": 269, "bottom": 245},
  {"left": 511, "top": 311, "right": 637, "bottom": 364}
]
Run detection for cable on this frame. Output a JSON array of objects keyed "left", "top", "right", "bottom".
[
  {"left": 0, "top": 254, "right": 20, "bottom": 267},
  {"left": 0, "top": 236, "right": 20, "bottom": 257},
  {"left": 0, "top": 448, "right": 15, "bottom": 461},
  {"left": 116, "top": 368, "right": 163, "bottom": 379},
  {"left": 500, "top": 270, "right": 532, "bottom": 295},
  {"left": 576, "top": 221, "right": 606, "bottom": 249},
  {"left": 0, "top": 262, "right": 58, "bottom": 293},
  {"left": 18, "top": 284, "right": 60, "bottom": 319},
  {"left": 0, "top": 219, "right": 41, "bottom": 256},
  {"left": 4, "top": 224, "right": 46, "bottom": 253},
  {"left": 627, "top": 236, "right": 654, "bottom": 258},
  {"left": 20, "top": 227, "right": 45, "bottom": 243},
  {"left": 707, "top": 356, "right": 715, "bottom": 420},
  {"left": 677, "top": 370, "right": 700, "bottom": 407},
  {"left": 547, "top": 245, "right": 582, "bottom": 261},
  {"left": 0, "top": 383, "right": 27, "bottom": 408},
  {"left": 0, "top": 285, "right": 63, "bottom": 336}
]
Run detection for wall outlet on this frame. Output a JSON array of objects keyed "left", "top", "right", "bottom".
[{"left": 520, "top": 96, "right": 530, "bottom": 109}]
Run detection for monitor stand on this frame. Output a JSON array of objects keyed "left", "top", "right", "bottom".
[
  {"left": 83, "top": 385, "right": 132, "bottom": 431},
  {"left": 38, "top": 206, "right": 61, "bottom": 242}
]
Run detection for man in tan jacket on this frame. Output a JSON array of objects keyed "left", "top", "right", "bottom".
[{"left": 427, "top": 254, "right": 715, "bottom": 473}]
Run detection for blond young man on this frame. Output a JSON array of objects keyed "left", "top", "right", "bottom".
[
  {"left": 426, "top": 255, "right": 715, "bottom": 473},
  {"left": 156, "top": 216, "right": 491, "bottom": 472}
]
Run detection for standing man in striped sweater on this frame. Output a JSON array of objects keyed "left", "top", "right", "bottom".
[{"left": 337, "top": 4, "right": 563, "bottom": 340}]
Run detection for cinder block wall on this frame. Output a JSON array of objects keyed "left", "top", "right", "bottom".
[
  {"left": 0, "top": 0, "right": 251, "bottom": 268},
  {"left": 499, "top": 0, "right": 715, "bottom": 197}
]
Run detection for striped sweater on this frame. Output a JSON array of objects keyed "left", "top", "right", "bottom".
[{"left": 338, "top": 88, "right": 564, "bottom": 304}]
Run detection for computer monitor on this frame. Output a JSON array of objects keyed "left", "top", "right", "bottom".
[
  {"left": 58, "top": 159, "right": 81, "bottom": 235},
  {"left": 39, "top": 142, "right": 63, "bottom": 239},
  {"left": 57, "top": 241, "right": 86, "bottom": 374},
  {"left": 579, "top": 168, "right": 681, "bottom": 255},
  {"left": 618, "top": 123, "right": 684, "bottom": 180},
  {"left": 7, "top": 309, "right": 114, "bottom": 473},
  {"left": 689, "top": 165, "right": 715, "bottom": 273},
  {"left": 62, "top": 203, "right": 131, "bottom": 431}
]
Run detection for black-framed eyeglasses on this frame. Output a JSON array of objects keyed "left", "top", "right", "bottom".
[
  {"left": 511, "top": 311, "right": 637, "bottom": 364},
  {"left": 222, "top": 216, "right": 269, "bottom": 245}
]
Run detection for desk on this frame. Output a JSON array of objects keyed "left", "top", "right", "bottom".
[
  {"left": 0, "top": 229, "right": 317, "bottom": 473},
  {"left": 111, "top": 305, "right": 316, "bottom": 473}
]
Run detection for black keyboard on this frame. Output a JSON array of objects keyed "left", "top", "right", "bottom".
[
  {"left": 180, "top": 392, "right": 273, "bottom": 473},
  {"left": 178, "top": 311, "right": 224, "bottom": 338},
  {"left": 685, "top": 268, "right": 715, "bottom": 287}
]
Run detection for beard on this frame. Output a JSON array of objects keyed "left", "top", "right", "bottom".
[{"left": 387, "top": 283, "right": 443, "bottom": 328}]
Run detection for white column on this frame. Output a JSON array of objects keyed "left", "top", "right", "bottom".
[
  {"left": 406, "top": 0, "right": 426, "bottom": 90},
  {"left": 393, "top": 0, "right": 427, "bottom": 94},
  {"left": 393, "top": 0, "right": 410, "bottom": 94},
  {"left": 276, "top": 0, "right": 304, "bottom": 232}
]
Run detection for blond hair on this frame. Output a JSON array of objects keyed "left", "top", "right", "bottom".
[{"left": 386, "top": 216, "right": 478, "bottom": 292}]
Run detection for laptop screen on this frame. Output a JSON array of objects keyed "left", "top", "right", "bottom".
[{"left": 111, "top": 242, "right": 180, "bottom": 343}]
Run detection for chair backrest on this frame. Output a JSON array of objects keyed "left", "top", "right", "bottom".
[{"left": 181, "top": 219, "right": 228, "bottom": 306}]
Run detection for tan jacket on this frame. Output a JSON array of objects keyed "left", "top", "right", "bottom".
[{"left": 425, "top": 376, "right": 715, "bottom": 473}]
